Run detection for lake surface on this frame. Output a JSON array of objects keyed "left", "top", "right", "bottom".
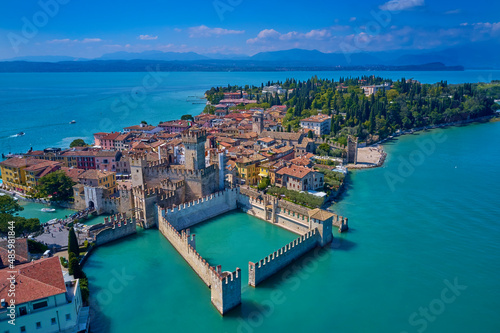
[
  {"left": 1, "top": 70, "right": 499, "bottom": 155},
  {"left": 1, "top": 72, "right": 499, "bottom": 332}
]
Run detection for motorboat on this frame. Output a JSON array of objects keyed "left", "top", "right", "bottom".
[{"left": 41, "top": 208, "right": 56, "bottom": 212}]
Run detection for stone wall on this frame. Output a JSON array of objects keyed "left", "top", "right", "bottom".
[
  {"left": 159, "top": 188, "right": 239, "bottom": 230},
  {"left": 158, "top": 216, "right": 241, "bottom": 315},
  {"left": 248, "top": 229, "right": 320, "bottom": 287},
  {"left": 92, "top": 214, "right": 137, "bottom": 246}
]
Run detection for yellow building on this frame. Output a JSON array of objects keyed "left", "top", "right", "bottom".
[
  {"left": 0, "top": 157, "right": 61, "bottom": 193},
  {"left": 235, "top": 155, "right": 266, "bottom": 185},
  {"left": 77, "top": 170, "right": 117, "bottom": 193}
]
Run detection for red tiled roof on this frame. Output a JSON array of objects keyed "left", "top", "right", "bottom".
[
  {"left": 0, "top": 257, "right": 66, "bottom": 307},
  {"left": 0, "top": 239, "right": 29, "bottom": 268},
  {"left": 276, "top": 165, "right": 313, "bottom": 179}
]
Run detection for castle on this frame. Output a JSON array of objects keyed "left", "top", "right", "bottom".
[{"left": 73, "top": 128, "right": 349, "bottom": 315}]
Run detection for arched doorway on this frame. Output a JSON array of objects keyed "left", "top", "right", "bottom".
[{"left": 88, "top": 201, "right": 95, "bottom": 209}]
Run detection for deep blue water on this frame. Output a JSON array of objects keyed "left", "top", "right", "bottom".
[{"left": 1, "top": 70, "right": 499, "bottom": 155}]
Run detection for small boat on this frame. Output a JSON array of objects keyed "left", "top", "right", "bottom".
[
  {"left": 69, "top": 120, "right": 76, "bottom": 124},
  {"left": 16, "top": 132, "right": 25, "bottom": 137},
  {"left": 41, "top": 208, "right": 56, "bottom": 212}
]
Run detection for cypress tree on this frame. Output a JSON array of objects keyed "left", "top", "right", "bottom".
[{"left": 68, "top": 227, "right": 79, "bottom": 256}]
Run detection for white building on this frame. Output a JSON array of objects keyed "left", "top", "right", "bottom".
[
  {"left": 262, "top": 85, "right": 285, "bottom": 95},
  {"left": 0, "top": 257, "right": 89, "bottom": 333},
  {"left": 361, "top": 83, "right": 390, "bottom": 96},
  {"left": 300, "top": 114, "right": 332, "bottom": 136}
]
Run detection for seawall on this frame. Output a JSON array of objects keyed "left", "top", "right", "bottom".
[
  {"left": 158, "top": 214, "right": 241, "bottom": 315},
  {"left": 248, "top": 229, "right": 320, "bottom": 287},
  {"left": 92, "top": 214, "right": 137, "bottom": 246}
]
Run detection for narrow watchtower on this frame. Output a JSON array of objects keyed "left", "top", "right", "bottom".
[
  {"left": 347, "top": 136, "right": 358, "bottom": 164},
  {"left": 308, "top": 208, "right": 334, "bottom": 246},
  {"left": 130, "top": 154, "right": 147, "bottom": 187},
  {"left": 252, "top": 111, "right": 264, "bottom": 134},
  {"left": 182, "top": 130, "right": 207, "bottom": 171}
]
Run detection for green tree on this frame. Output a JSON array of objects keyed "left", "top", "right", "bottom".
[
  {"left": 0, "top": 215, "right": 41, "bottom": 237},
  {"left": 69, "top": 139, "right": 87, "bottom": 148},
  {"left": 257, "top": 177, "right": 270, "bottom": 191},
  {"left": 0, "top": 195, "right": 23, "bottom": 215},
  {"left": 307, "top": 130, "right": 314, "bottom": 139},
  {"left": 68, "top": 227, "right": 80, "bottom": 257},
  {"left": 36, "top": 170, "right": 75, "bottom": 202},
  {"left": 181, "top": 114, "right": 194, "bottom": 121},
  {"left": 140, "top": 120, "right": 148, "bottom": 125},
  {"left": 68, "top": 256, "right": 83, "bottom": 278}
]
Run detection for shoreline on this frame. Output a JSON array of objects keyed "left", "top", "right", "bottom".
[{"left": 347, "top": 114, "right": 498, "bottom": 170}]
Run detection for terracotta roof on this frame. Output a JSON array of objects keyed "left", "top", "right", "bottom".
[
  {"left": 61, "top": 167, "right": 85, "bottom": 183},
  {"left": 101, "top": 132, "right": 121, "bottom": 141},
  {"left": 308, "top": 208, "right": 334, "bottom": 221},
  {"left": 24, "top": 160, "right": 60, "bottom": 172},
  {"left": 0, "top": 257, "right": 67, "bottom": 307},
  {"left": 276, "top": 165, "right": 313, "bottom": 179},
  {"left": 259, "top": 131, "right": 303, "bottom": 142},
  {"left": 0, "top": 239, "right": 29, "bottom": 268},
  {"left": 301, "top": 114, "right": 331, "bottom": 123},
  {"left": 78, "top": 169, "right": 115, "bottom": 180},
  {"left": 258, "top": 137, "right": 275, "bottom": 143}
]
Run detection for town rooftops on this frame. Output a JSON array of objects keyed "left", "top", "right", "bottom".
[
  {"left": 0, "top": 257, "right": 67, "bottom": 307},
  {"left": 0, "top": 157, "right": 53, "bottom": 169},
  {"left": 158, "top": 120, "right": 191, "bottom": 128},
  {"left": 123, "top": 125, "right": 157, "bottom": 131},
  {"left": 259, "top": 131, "right": 304, "bottom": 142}
]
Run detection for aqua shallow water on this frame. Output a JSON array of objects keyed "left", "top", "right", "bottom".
[{"left": 82, "top": 121, "right": 500, "bottom": 333}]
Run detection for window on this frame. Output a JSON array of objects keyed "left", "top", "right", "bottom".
[
  {"left": 51, "top": 318, "right": 56, "bottom": 325},
  {"left": 65, "top": 314, "right": 71, "bottom": 321},
  {"left": 19, "top": 306, "right": 27, "bottom": 316},
  {"left": 36, "top": 322, "right": 41, "bottom": 329},
  {"left": 33, "top": 300, "right": 48, "bottom": 310}
]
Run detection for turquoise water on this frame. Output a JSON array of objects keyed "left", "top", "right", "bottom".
[
  {"left": 82, "top": 121, "right": 500, "bottom": 333},
  {"left": 1, "top": 70, "right": 500, "bottom": 155},
  {"left": 1, "top": 72, "right": 500, "bottom": 332},
  {"left": 17, "top": 201, "right": 105, "bottom": 225}
]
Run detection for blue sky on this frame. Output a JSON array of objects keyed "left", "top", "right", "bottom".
[{"left": 0, "top": 0, "right": 499, "bottom": 59}]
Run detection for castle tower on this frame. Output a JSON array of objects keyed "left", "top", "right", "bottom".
[
  {"left": 252, "top": 111, "right": 264, "bottom": 134},
  {"left": 130, "top": 155, "right": 147, "bottom": 187},
  {"left": 347, "top": 136, "right": 358, "bottom": 164},
  {"left": 308, "top": 209, "right": 333, "bottom": 246},
  {"left": 182, "top": 130, "right": 207, "bottom": 171}
]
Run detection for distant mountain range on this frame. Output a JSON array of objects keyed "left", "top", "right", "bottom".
[{"left": 1, "top": 41, "right": 498, "bottom": 71}]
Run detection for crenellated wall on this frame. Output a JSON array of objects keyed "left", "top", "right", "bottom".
[
  {"left": 159, "top": 188, "right": 239, "bottom": 230},
  {"left": 248, "top": 229, "right": 320, "bottom": 287},
  {"left": 158, "top": 216, "right": 241, "bottom": 314},
  {"left": 91, "top": 214, "right": 137, "bottom": 246}
]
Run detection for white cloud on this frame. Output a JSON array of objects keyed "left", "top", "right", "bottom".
[
  {"left": 445, "top": 9, "right": 461, "bottom": 15},
  {"left": 47, "top": 38, "right": 102, "bottom": 44},
  {"left": 138, "top": 35, "right": 158, "bottom": 40},
  {"left": 174, "top": 28, "right": 182, "bottom": 33},
  {"left": 379, "top": 0, "right": 424, "bottom": 11},
  {"left": 349, "top": 17, "right": 357, "bottom": 22},
  {"left": 247, "top": 28, "right": 332, "bottom": 44},
  {"left": 188, "top": 25, "right": 245, "bottom": 38},
  {"left": 81, "top": 38, "right": 102, "bottom": 43}
]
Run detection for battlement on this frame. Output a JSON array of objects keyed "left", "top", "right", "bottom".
[
  {"left": 248, "top": 228, "right": 320, "bottom": 287},
  {"left": 181, "top": 129, "right": 207, "bottom": 143},
  {"left": 161, "top": 187, "right": 238, "bottom": 214},
  {"left": 144, "top": 163, "right": 217, "bottom": 178},
  {"left": 147, "top": 158, "right": 169, "bottom": 168},
  {"left": 332, "top": 214, "right": 349, "bottom": 232},
  {"left": 93, "top": 214, "right": 137, "bottom": 246}
]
